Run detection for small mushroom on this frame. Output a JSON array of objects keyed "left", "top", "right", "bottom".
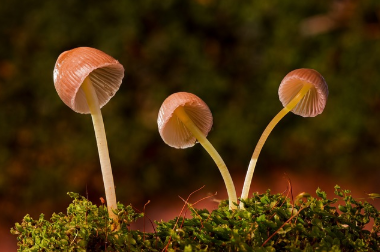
[
  {"left": 240, "top": 69, "right": 328, "bottom": 209},
  {"left": 53, "top": 47, "right": 124, "bottom": 221},
  {"left": 158, "top": 92, "right": 238, "bottom": 210}
]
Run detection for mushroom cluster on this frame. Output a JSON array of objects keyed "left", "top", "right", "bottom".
[{"left": 53, "top": 46, "right": 328, "bottom": 214}]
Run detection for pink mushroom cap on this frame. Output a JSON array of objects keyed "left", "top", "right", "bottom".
[
  {"left": 157, "top": 92, "right": 213, "bottom": 149},
  {"left": 278, "top": 68, "right": 328, "bottom": 117},
  {"left": 53, "top": 47, "right": 124, "bottom": 114}
]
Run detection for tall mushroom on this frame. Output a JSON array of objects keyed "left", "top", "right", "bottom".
[
  {"left": 53, "top": 47, "right": 124, "bottom": 222},
  {"left": 240, "top": 69, "right": 328, "bottom": 209},
  {"left": 158, "top": 92, "right": 238, "bottom": 210}
]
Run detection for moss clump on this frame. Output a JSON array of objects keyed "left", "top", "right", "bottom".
[{"left": 11, "top": 186, "right": 380, "bottom": 251}]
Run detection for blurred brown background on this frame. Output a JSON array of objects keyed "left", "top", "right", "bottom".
[{"left": 2, "top": 0, "right": 380, "bottom": 250}]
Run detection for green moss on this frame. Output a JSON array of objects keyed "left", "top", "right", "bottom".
[{"left": 11, "top": 186, "right": 380, "bottom": 251}]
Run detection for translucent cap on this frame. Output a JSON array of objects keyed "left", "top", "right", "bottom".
[
  {"left": 278, "top": 68, "right": 328, "bottom": 117},
  {"left": 53, "top": 47, "right": 124, "bottom": 114},
  {"left": 158, "top": 92, "right": 213, "bottom": 149}
]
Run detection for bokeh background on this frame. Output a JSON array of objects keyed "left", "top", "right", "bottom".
[{"left": 2, "top": 0, "right": 380, "bottom": 250}]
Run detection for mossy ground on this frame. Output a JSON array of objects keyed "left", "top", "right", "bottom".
[{"left": 11, "top": 186, "right": 380, "bottom": 251}]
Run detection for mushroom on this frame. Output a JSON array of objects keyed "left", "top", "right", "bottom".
[
  {"left": 53, "top": 47, "right": 124, "bottom": 222},
  {"left": 240, "top": 69, "right": 328, "bottom": 209},
  {"left": 158, "top": 92, "right": 238, "bottom": 210}
]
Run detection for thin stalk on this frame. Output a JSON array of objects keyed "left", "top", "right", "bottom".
[
  {"left": 174, "top": 106, "right": 238, "bottom": 210},
  {"left": 240, "top": 83, "right": 312, "bottom": 209},
  {"left": 81, "top": 76, "right": 118, "bottom": 222}
]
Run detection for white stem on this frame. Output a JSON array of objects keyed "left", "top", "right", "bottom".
[
  {"left": 240, "top": 83, "right": 313, "bottom": 209},
  {"left": 174, "top": 106, "right": 238, "bottom": 210},
  {"left": 81, "top": 76, "right": 118, "bottom": 221}
]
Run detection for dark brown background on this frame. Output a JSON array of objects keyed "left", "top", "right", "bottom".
[{"left": 1, "top": 0, "right": 380, "bottom": 250}]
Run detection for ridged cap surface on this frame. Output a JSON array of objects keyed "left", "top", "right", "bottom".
[
  {"left": 279, "top": 68, "right": 328, "bottom": 117},
  {"left": 53, "top": 47, "right": 124, "bottom": 114},
  {"left": 158, "top": 92, "right": 213, "bottom": 149}
]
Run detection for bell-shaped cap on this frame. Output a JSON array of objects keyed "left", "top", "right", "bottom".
[
  {"left": 158, "top": 92, "right": 213, "bottom": 149},
  {"left": 53, "top": 47, "right": 124, "bottom": 114},
  {"left": 278, "top": 68, "right": 328, "bottom": 117}
]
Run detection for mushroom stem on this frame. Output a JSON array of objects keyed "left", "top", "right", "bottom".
[
  {"left": 240, "top": 83, "right": 312, "bottom": 209},
  {"left": 174, "top": 106, "right": 238, "bottom": 210},
  {"left": 81, "top": 76, "right": 118, "bottom": 221}
]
